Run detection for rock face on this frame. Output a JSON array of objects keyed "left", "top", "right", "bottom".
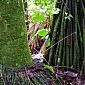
[{"left": 0, "top": 0, "right": 32, "bottom": 69}]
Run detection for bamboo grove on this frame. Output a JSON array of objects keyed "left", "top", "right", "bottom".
[{"left": 46, "top": 0, "right": 85, "bottom": 74}]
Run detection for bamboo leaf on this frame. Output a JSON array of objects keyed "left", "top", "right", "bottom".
[
  {"left": 46, "top": 38, "right": 50, "bottom": 47},
  {"left": 43, "top": 64, "right": 55, "bottom": 73}
]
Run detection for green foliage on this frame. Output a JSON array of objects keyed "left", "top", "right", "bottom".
[
  {"left": 46, "top": 38, "right": 50, "bottom": 47},
  {"left": 32, "top": 14, "right": 45, "bottom": 22},
  {"left": 52, "top": 8, "right": 61, "bottom": 14},
  {"left": 37, "top": 29, "right": 47, "bottom": 37},
  {"left": 0, "top": 0, "right": 32, "bottom": 69},
  {"left": 28, "top": 0, "right": 54, "bottom": 22},
  {"left": 64, "top": 12, "right": 73, "bottom": 21},
  {"left": 28, "top": 0, "right": 54, "bottom": 49},
  {"left": 43, "top": 64, "right": 55, "bottom": 73}
]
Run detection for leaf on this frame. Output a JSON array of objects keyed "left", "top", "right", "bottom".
[
  {"left": 32, "top": 14, "right": 45, "bottom": 22},
  {"left": 65, "top": 12, "right": 68, "bottom": 16},
  {"left": 37, "top": 29, "right": 47, "bottom": 37},
  {"left": 69, "top": 14, "right": 73, "bottom": 18},
  {"left": 46, "top": 38, "right": 50, "bottom": 47},
  {"left": 43, "top": 64, "right": 55, "bottom": 73},
  {"left": 64, "top": 17, "right": 68, "bottom": 20},
  {"left": 67, "top": 16, "right": 71, "bottom": 21},
  {"left": 52, "top": 8, "right": 61, "bottom": 14},
  {"left": 64, "top": 14, "right": 73, "bottom": 21},
  {"left": 58, "top": 58, "right": 60, "bottom": 63}
]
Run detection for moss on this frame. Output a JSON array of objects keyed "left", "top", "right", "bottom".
[{"left": 0, "top": 0, "right": 32, "bottom": 69}]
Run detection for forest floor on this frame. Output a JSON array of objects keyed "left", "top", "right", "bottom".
[
  {"left": 24, "top": 18, "right": 85, "bottom": 85},
  {"left": 1, "top": 63, "right": 85, "bottom": 85}
]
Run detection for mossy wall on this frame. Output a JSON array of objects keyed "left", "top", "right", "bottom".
[{"left": 0, "top": 0, "right": 32, "bottom": 69}]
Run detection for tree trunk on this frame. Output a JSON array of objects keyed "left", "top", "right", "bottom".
[
  {"left": 0, "top": 0, "right": 33, "bottom": 69},
  {"left": 47, "top": 0, "right": 85, "bottom": 74}
]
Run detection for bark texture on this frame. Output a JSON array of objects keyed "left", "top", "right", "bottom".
[{"left": 47, "top": 0, "right": 85, "bottom": 74}]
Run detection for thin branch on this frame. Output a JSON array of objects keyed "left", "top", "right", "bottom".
[{"left": 46, "top": 32, "right": 76, "bottom": 52}]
